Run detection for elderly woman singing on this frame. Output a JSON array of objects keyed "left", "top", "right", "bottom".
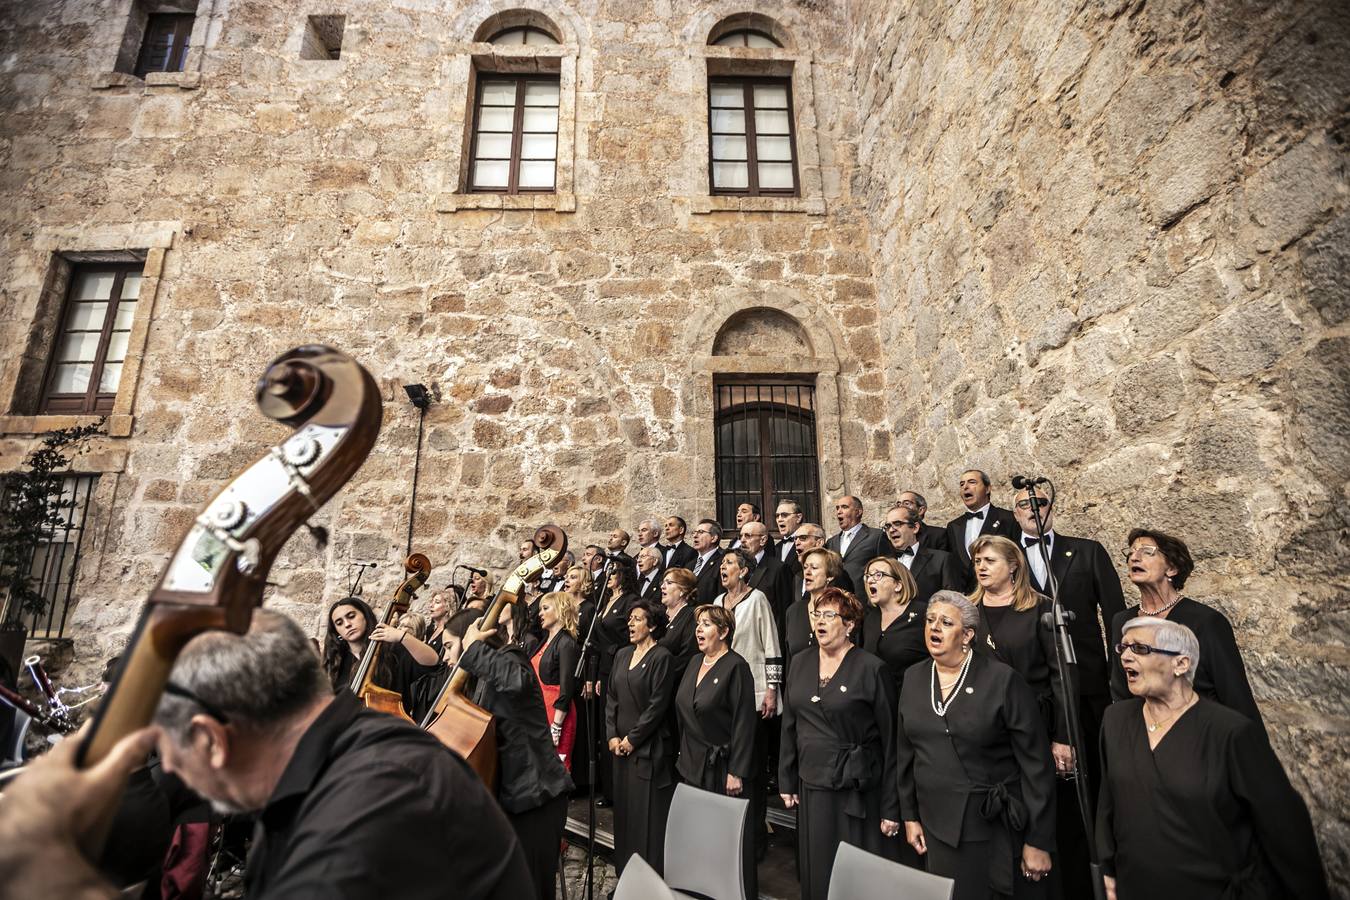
[{"left": 1098, "top": 617, "right": 1327, "bottom": 900}]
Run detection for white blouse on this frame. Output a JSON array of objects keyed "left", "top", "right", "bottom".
[{"left": 714, "top": 587, "right": 784, "bottom": 713}]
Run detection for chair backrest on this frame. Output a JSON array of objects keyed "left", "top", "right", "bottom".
[
  {"left": 827, "top": 840, "right": 954, "bottom": 900},
  {"left": 614, "top": 854, "right": 677, "bottom": 900},
  {"left": 662, "top": 783, "right": 750, "bottom": 900},
  {"left": 3, "top": 711, "right": 29, "bottom": 765}
]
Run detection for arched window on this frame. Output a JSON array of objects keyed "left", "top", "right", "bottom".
[
  {"left": 711, "top": 29, "right": 780, "bottom": 48},
  {"left": 487, "top": 26, "right": 557, "bottom": 45},
  {"left": 714, "top": 378, "right": 820, "bottom": 532}
]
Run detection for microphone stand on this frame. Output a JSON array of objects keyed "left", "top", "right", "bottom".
[
  {"left": 1027, "top": 481, "right": 1107, "bottom": 900},
  {"left": 572, "top": 556, "right": 613, "bottom": 900}
]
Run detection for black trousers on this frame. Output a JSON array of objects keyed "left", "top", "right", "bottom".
[
  {"left": 507, "top": 792, "right": 569, "bottom": 900},
  {"left": 926, "top": 829, "right": 1046, "bottom": 900}
]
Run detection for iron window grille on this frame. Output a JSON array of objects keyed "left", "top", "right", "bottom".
[
  {"left": 0, "top": 474, "right": 97, "bottom": 639},
  {"left": 714, "top": 378, "right": 820, "bottom": 534}
]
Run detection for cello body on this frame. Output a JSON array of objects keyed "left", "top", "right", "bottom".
[
  {"left": 422, "top": 525, "right": 566, "bottom": 787},
  {"left": 350, "top": 553, "right": 432, "bottom": 723}
]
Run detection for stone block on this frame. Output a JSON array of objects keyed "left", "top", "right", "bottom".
[
  {"left": 1110, "top": 357, "right": 1184, "bottom": 435},
  {"left": 1289, "top": 337, "right": 1350, "bottom": 488},
  {"left": 1244, "top": 134, "right": 1342, "bottom": 252},
  {"left": 1142, "top": 102, "right": 1241, "bottom": 226},
  {"left": 1300, "top": 210, "right": 1350, "bottom": 326},
  {"left": 1190, "top": 294, "right": 1305, "bottom": 382}
]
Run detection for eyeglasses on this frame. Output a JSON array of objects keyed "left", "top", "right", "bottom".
[
  {"left": 1114, "top": 641, "right": 1182, "bottom": 657},
  {"left": 693, "top": 529, "right": 715, "bottom": 537},
  {"left": 864, "top": 571, "right": 896, "bottom": 581},
  {"left": 808, "top": 609, "right": 842, "bottom": 621},
  {"left": 793, "top": 533, "right": 825, "bottom": 542},
  {"left": 1013, "top": 499, "right": 1050, "bottom": 511},
  {"left": 882, "top": 521, "right": 913, "bottom": 531},
  {"left": 1120, "top": 545, "right": 1162, "bottom": 561},
  {"left": 164, "top": 681, "right": 232, "bottom": 724}
]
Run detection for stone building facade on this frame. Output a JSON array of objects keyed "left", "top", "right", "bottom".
[{"left": 0, "top": 0, "right": 1345, "bottom": 883}]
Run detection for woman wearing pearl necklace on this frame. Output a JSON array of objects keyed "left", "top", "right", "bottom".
[{"left": 896, "top": 591, "right": 1055, "bottom": 900}]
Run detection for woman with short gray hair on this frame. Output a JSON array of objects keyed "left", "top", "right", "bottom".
[{"left": 1098, "top": 619, "right": 1328, "bottom": 899}]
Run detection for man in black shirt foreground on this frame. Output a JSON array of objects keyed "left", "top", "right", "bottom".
[{"left": 0, "top": 610, "right": 531, "bottom": 900}]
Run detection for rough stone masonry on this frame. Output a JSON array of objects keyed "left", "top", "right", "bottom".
[{"left": 0, "top": 0, "right": 1345, "bottom": 887}]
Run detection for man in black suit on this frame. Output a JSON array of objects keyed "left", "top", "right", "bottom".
[
  {"left": 635, "top": 545, "right": 663, "bottom": 602},
  {"left": 689, "top": 518, "right": 726, "bottom": 605},
  {"left": 824, "top": 495, "right": 888, "bottom": 590},
  {"left": 881, "top": 503, "right": 963, "bottom": 604},
  {"left": 605, "top": 528, "right": 636, "bottom": 574},
  {"left": 943, "top": 469, "right": 1017, "bottom": 589},
  {"left": 786, "top": 523, "right": 855, "bottom": 601},
  {"left": 898, "top": 490, "right": 948, "bottom": 552},
  {"left": 741, "top": 520, "right": 789, "bottom": 626},
  {"left": 661, "top": 515, "right": 698, "bottom": 570},
  {"left": 774, "top": 499, "right": 804, "bottom": 565}
]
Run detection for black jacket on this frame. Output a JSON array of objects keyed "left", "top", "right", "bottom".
[
  {"left": 245, "top": 692, "right": 532, "bottom": 899},
  {"left": 637, "top": 567, "right": 664, "bottom": 603},
  {"left": 826, "top": 523, "right": 890, "bottom": 589},
  {"left": 898, "top": 545, "right": 965, "bottom": 605},
  {"left": 944, "top": 505, "right": 1019, "bottom": 588},
  {"left": 974, "top": 599, "right": 1068, "bottom": 743},
  {"left": 747, "top": 552, "right": 791, "bottom": 629},
  {"left": 916, "top": 525, "right": 949, "bottom": 553},
  {"left": 663, "top": 542, "right": 698, "bottom": 571},
  {"left": 461, "top": 642, "right": 574, "bottom": 814},
  {"left": 693, "top": 548, "right": 726, "bottom": 606},
  {"left": 657, "top": 604, "right": 699, "bottom": 671},
  {"left": 675, "top": 651, "right": 756, "bottom": 787}
]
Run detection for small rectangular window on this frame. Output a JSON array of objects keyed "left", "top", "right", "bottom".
[
  {"left": 0, "top": 475, "right": 98, "bottom": 639},
  {"left": 134, "top": 12, "right": 193, "bottom": 76},
  {"left": 39, "top": 264, "right": 142, "bottom": 415},
  {"left": 708, "top": 77, "right": 799, "bottom": 197},
  {"left": 468, "top": 75, "right": 560, "bottom": 193},
  {"left": 300, "top": 15, "right": 345, "bottom": 60}
]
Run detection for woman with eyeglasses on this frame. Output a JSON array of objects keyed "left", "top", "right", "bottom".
[
  {"left": 780, "top": 587, "right": 899, "bottom": 900},
  {"left": 606, "top": 598, "right": 678, "bottom": 876},
  {"left": 1098, "top": 618, "right": 1327, "bottom": 900},
  {"left": 860, "top": 556, "right": 928, "bottom": 693},
  {"left": 895, "top": 590, "right": 1055, "bottom": 900},
  {"left": 1107, "top": 529, "right": 1264, "bottom": 731}
]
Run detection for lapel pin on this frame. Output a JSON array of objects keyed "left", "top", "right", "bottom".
[
  {"left": 713, "top": 677, "right": 719, "bottom": 684},
  {"left": 840, "top": 685, "right": 848, "bottom": 693},
  {"left": 1065, "top": 550, "right": 1073, "bottom": 558},
  {"left": 965, "top": 687, "right": 974, "bottom": 694}
]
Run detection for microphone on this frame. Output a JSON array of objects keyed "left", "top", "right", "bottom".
[
  {"left": 458, "top": 565, "right": 488, "bottom": 577},
  {"left": 1011, "top": 475, "right": 1049, "bottom": 489}
]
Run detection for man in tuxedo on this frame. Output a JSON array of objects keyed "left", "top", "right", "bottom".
[
  {"left": 774, "top": 499, "right": 804, "bottom": 565},
  {"left": 786, "top": 523, "right": 855, "bottom": 601},
  {"left": 898, "top": 490, "right": 947, "bottom": 552},
  {"left": 690, "top": 519, "right": 726, "bottom": 605},
  {"left": 825, "top": 495, "right": 888, "bottom": 589},
  {"left": 605, "top": 528, "right": 635, "bottom": 573},
  {"left": 635, "top": 546, "right": 663, "bottom": 602},
  {"left": 943, "top": 469, "right": 1017, "bottom": 588},
  {"left": 661, "top": 515, "right": 698, "bottom": 570},
  {"left": 1013, "top": 486, "right": 1125, "bottom": 895},
  {"left": 881, "top": 503, "right": 963, "bottom": 604},
  {"left": 741, "top": 520, "right": 789, "bottom": 625}
]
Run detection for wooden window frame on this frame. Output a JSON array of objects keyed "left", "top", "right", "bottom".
[
  {"left": 708, "top": 75, "right": 800, "bottom": 198},
  {"left": 468, "top": 74, "right": 561, "bottom": 195},
  {"left": 134, "top": 12, "right": 194, "bottom": 77},
  {"left": 38, "top": 263, "right": 142, "bottom": 416}
]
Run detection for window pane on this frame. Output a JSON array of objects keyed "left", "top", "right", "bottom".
[
  {"left": 755, "top": 108, "right": 791, "bottom": 134},
  {"left": 517, "top": 160, "right": 555, "bottom": 189},
  {"left": 521, "top": 105, "right": 557, "bottom": 131},
  {"left": 520, "top": 133, "right": 557, "bottom": 160},
  {"left": 477, "top": 105, "right": 515, "bottom": 132},
  {"left": 712, "top": 162, "right": 749, "bottom": 189},
  {"left": 758, "top": 162, "right": 796, "bottom": 189},
  {"left": 120, "top": 274, "right": 142, "bottom": 300},
  {"left": 73, "top": 272, "right": 115, "bottom": 300},
  {"left": 745, "top": 32, "right": 778, "bottom": 48},
  {"left": 474, "top": 132, "right": 512, "bottom": 159},
  {"left": 113, "top": 300, "right": 137, "bottom": 331},
  {"left": 52, "top": 363, "right": 92, "bottom": 394},
  {"left": 479, "top": 81, "right": 517, "bottom": 105},
  {"left": 753, "top": 84, "right": 789, "bottom": 109},
  {"left": 524, "top": 81, "right": 559, "bottom": 106},
  {"left": 712, "top": 134, "right": 747, "bottom": 161},
  {"left": 98, "top": 362, "right": 123, "bottom": 393},
  {"left": 66, "top": 302, "right": 108, "bottom": 331},
  {"left": 471, "top": 160, "right": 510, "bottom": 188},
  {"left": 709, "top": 84, "right": 744, "bottom": 108},
  {"left": 58, "top": 332, "right": 100, "bottom": 363},
  {"left": 710, "top": 108, "right": 746, "bottom": 133},
  {"left": 522, "top": 28, "right": 556, "bottom": 46},
  {"left": 105, "top": 331, "right": 130, "bottom": 363},
  {"left": 488, "top": 28, "right": 525, "bottom": 44},
  {"left": 756, "top": 135, "right": 792, "bottom": 161}
]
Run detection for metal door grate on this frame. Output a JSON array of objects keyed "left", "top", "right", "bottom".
[{"left": 714, "top": 379, "right": 820, "bottom": 534}]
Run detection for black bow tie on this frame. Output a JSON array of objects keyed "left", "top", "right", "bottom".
[
  {"left": 897, "top": 546, "right": 914, "bottom": 558},
  {"left": 1023, "top": 537, "right": 1041, "bottom": 546},
  {"left": 965, "top": 510, "right": 985, "bottom": 521}
]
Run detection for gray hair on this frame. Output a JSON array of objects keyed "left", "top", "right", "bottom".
[
  {"left": 156, "top": 610, "right": 329, "bottom": 739},
  {"left": 637, "top": 517, "right": 660, "bottom": 533},
  {"left": 1122, "top": 616, "right": 1200, "bottom": 683},
  {"left": 928, "top": 590, "right": 980, "bottom": 631}
]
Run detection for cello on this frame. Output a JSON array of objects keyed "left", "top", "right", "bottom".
[
  {"left": 349, "top": 553, "right": 432, "bottom": 722},
  {"left": 422, "top": 525, "right": 566, "bottom": 787}
]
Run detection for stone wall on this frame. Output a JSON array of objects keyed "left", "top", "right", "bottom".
[{"left": 846, "top": 0, "right": 1348, "bottom": 883}]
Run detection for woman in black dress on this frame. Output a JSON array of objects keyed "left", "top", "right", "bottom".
[
  {"left": 968, "top": 535, "right": 1073, "bottom": 776},
  {"left": 783, "top": 548, "right": 850, "bottom": 663},
  {"left": 1108, "top": 529, "right": 1264, "bottom": 733},
  {"left": 861, "top": 555, "right": 928, "bottom": 692},
  {"left": 674, "top": 604, "right": 758, "bottom": 897},
  {"left": 322, "top": 596, "right": 438, "bottom": 714},
  {"left": 1100, "top": 617, "right": 1327, "bottom": 899},
  {"left": 896, "top": 590, "right": 1055, "bottom": 900},
  {"left": 563, "top": 564, "right": 599, "bottom": 794},
  {"left": 779, "top": 587, "right": 899, "bottom": 900},
  {"left": 531, "top": 591, "right": 581, "bottom": 771},
  {"left": 657, "top": 567, "right": 699, "bottom": 669},
  {"left": 606, "top": 599, "right": 678, "bottom": 876},
  {"left": 590, "top": 563, "right": 639, "bottom": 806}
]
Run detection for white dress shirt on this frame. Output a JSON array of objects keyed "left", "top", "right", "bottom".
[
  {"left": 1022, "top": 530, "right": 1055, "bottom": 589},
  {"left": 838, "top": 522, "right": 863, "bottom": 556},
  {"left": 964, "top": 503, "right": 991, "bottom": 552}
]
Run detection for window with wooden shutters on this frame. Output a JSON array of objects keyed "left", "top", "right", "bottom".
[
  {"left": 468, "top": 76, "right": 560, "bottom": 193},
  {"left": 40, "top": 265, "right": 142, "bottom": 415},
  {"left": 134, "top": 13, "right": 193, "bottom": 76},
  {"left": 708, "top": 77, "right": 799, "bottom": 196},
  {"left": 714, "top": 379, "right": 821, "bottom": 533}
]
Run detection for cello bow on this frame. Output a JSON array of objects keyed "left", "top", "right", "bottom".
[
  {"left": 422, "top": 525, "right": 567, "bottom": 786},
  {"left": 350, "top": 553, "right": 432, "bottom": 722}
]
